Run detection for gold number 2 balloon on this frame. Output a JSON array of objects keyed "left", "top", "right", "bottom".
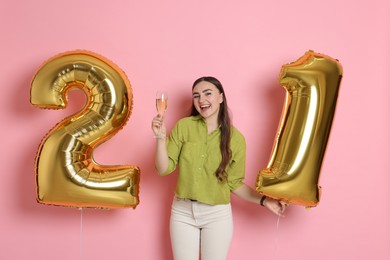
[
  {"left": 256, "top": 50, "right": 342, "bottom": 207},
  {"left": 30, "top": 50, "right": 140, "bottom": 209}
]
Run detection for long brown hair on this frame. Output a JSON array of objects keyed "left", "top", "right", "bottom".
[{"left": 190, "top": 76, "right": 232, "bottom": 183}]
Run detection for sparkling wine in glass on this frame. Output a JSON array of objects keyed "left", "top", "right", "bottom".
[{"left": 156, "top": 91, "right": 168, "bottom": 115}]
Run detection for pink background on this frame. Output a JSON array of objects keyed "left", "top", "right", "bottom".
[{"left": 1, "top": 0, "right": 389, "bottom": 259}]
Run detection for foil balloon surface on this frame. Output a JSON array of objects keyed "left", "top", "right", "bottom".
[
  {"left": 30, "top": 50, "right": 140, "bottom": 209},
  {"left": 256, "top": 50, "right": 342, "bottom": 207}
]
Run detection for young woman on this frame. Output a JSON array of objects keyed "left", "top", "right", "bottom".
[{"left": 151, "top": 76, "right": 286, "bottom": 260}]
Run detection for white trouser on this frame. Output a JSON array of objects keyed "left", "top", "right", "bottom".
[{"left": 170, "top": 197, "right": 233, "bottom": 260}]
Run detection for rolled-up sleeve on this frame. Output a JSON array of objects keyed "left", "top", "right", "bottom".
[{"left": 227, "top": 130, "right": 246, "bottom": 191}]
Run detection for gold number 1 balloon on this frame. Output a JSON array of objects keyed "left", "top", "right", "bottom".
[
  {"left": 30, "top": 50, "right": 140, "bottom": 209},
  {"left": 256, "top": 50, "right": 342, "bottom": 207}
]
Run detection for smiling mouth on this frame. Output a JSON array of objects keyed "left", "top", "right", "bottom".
[{"left": 200, "top": 104, "right": 210, "bottom": 111}]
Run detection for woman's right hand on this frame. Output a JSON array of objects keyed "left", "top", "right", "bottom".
[{"left": 151, "top": 114, "right": 166, "bottom": 139}]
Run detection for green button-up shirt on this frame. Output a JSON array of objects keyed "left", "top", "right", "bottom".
[{"left": 162, "top": 116, "right": 246, "bottom": 205}]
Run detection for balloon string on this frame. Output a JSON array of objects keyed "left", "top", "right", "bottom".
[
  {"left": 79, "top": 208, "right": 84, "bottom": 260},
  {"left": 273, "top": 215, "right": 280, "bottom": 260}
]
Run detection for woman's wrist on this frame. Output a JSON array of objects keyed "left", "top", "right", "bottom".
[{"left": 154, "top": 135, "right": 166, "bottom": 141}]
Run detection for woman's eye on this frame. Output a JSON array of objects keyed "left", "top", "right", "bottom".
[{"left": 193, "top": 95, "right": 199, "bottom": 99}]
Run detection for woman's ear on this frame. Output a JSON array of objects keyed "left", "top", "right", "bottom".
[{"left": 219, "top": 93, "right": 224, "bottom": 104}]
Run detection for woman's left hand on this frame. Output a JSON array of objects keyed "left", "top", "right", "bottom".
[{"left": 264, "top": 198, "right": 287, "bottom": 217}]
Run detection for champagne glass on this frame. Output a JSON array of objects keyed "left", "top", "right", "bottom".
[
  {"left": 156, "top": 90, "right": 168, "bottom": 115},
  {"left": 155, "top": 91, "right": 168, "bottom": 136}
]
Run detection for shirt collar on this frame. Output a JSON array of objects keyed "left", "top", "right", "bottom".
[
  {"left": 191, "top": 115, "right": 221, "bottom": 130},
  {"left": 192, "top": 115, "right": 203, "bottom": 121}
]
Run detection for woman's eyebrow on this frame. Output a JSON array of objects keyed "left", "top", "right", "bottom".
[{"left": 193, "top": 88, "right": 213, "bottom": 95}]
